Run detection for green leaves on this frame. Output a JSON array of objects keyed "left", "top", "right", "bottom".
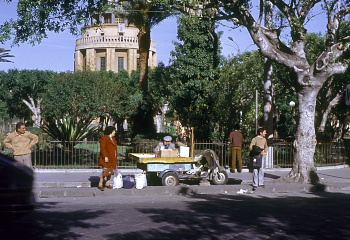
[
  {"left": 0, "top": 69, "right": 57, "bottom": 119},
  {"left": 42, "top": 71, "right": 136, "bottom": 122},
  {"left": 0, "top": 0, "right": 107, "bottom": 45}
]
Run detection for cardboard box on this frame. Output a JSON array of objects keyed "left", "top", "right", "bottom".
[{"left": 160, "top": 149, "right": 179, "bottom": 158}]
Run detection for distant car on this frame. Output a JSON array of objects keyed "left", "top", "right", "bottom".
[{"left": 0, "top": 153, "right": 35, "bottom": 220}]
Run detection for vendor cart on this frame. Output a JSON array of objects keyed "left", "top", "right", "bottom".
[{"left": 129, "top": 149, "right": 228, "bottom": 186}]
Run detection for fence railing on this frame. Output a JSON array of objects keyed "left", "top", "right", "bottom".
[{"left": 1, "top": 141, "right": 348, "bottom": 169}]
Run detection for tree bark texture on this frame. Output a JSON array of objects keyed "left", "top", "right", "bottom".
[
  {"left": 285, "top": 87, "right": 319, "bottom": 182},
  {"left": 22, "top": 97, "right": 42, "bottom": 128},
  {"left": 263, "top": 58, "right": 274, "bottom": 143},
  {"left": 138, "top": 28, "right": 151, "bottom": 91}
]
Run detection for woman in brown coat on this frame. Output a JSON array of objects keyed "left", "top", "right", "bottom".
[{"left": 98, "top": 126, "right": 118, "bottom": 191}]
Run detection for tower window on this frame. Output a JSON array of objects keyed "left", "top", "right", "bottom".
[
  {"left": 100, "top": 57, "right": 106, "bottom": 71},
  {"left": 115, "top": 18, "right": 125, "bottom": 23},
  {"left": 103, "top": 13, "right": 112, "bottom": 24},
  {"left": 118, "top": 57, "right": 124, "bottom": 72}
]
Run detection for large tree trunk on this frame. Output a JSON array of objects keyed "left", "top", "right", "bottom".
[
  {"left": 263, "top": 1, "right": 274, "bottom": 143},
  {"left": 263, "top": 58, "right": 274, "bottom": 143},
  {"left": 138, "top": 27, "right": 151, "bottom": 91},
  {"left": 285, "top": 86, "right": 320, "bottom": 183}
]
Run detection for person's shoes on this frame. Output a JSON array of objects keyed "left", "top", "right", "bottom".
[
  {"left": 98, "top": 186, "right": 105, "bottom": 191},
  {"left": 106, "top": 185, "right": 113, "bottom": 189},
  {"left": 230, "top": 169, "right": 235, "bottom": 173},
  {"left": 237, "top": 170, "right": 242, "bottom": 173},
  {"left": 260, "top": 185, "right": 265, "bottom": 188},
  {"left": 252, "top": 186, "right": 257, "bottom": 191}
]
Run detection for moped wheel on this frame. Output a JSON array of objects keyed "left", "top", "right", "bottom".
[
  {"left": 212, "top": 170, "right": 228, "bottom": 185},
  {"left": 162, "top": 172, "right": 179, "bottom": 186}
]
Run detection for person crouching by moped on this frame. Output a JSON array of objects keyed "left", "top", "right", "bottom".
[{"left": 154, "top": 136, "right": 176, "bottom": 156}]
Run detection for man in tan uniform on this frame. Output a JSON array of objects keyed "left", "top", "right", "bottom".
[{"left": 4, "top": 122, "right": 39, "bottom": 168}]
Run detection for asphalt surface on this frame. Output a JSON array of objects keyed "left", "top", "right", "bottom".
[{"left": 33, "top": 165, "right": 350, "bottom": 198}]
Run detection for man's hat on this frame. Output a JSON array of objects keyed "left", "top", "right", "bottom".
[{"left": 163, "top": 136, "right": 172, "bottom": 141}]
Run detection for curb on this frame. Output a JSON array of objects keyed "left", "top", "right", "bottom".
[
  {"left": 33, "top": 164, "right": 349, "bottom": 173},
  {"left": 34, "top": 182, "right": 350, "bottom": 198}
]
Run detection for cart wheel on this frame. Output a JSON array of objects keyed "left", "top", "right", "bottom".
[
  {"left": 162, "top": 172, "right": 179, "bottom": 186},
  {"left": 212, "top": 170, "right": 228, "bottom": 185}
]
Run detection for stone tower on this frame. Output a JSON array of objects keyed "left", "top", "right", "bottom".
[{"left": 74, "top": 11, "right": 157, "bottom": 73}]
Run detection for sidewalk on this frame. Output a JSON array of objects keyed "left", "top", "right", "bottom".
[{"left": 33, "top": 165, "right": 350, "bottom": 198}]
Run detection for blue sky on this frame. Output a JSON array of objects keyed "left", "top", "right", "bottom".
[{"left": 0, "top": 1, "right": 326, "bottom": 72}]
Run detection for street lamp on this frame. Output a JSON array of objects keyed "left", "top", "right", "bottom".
[
  {"left": 289, "top": 101, "right": 295, "bottom": 108},
  {"left": 289, "top": 101, "right": 296, "bottom": 140}
]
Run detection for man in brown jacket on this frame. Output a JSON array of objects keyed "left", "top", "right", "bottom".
[{"left": 228, "top": 124, "right": 244, "bottom": 173}]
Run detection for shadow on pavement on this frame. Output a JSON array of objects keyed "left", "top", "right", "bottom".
[
  {"left": 117, "top": 191, "right": 350, "bottom": 239},
  {"left": 3, "top": 189, "right": 349, "bottom": 239}
]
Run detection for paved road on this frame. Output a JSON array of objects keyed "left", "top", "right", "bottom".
[
  {"left": 33, "top": 166, "right": 350, "bottom": 198},
  {"left": 2, "top": 190, "right": 350, "bottom": 240}
]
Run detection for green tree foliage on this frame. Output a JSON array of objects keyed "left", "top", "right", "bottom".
[
  {"left": 169, "top": 14, "right": 221, "bottom": 141},
  {"left": 0, "top": 100, "right": 9, "bottom": 119},
  {"left": 266, "top": 59, "right": 298, "bottom": 141},
  {"left": 0, "top": 0, "right": 108, "bottom": 44},
  {"left": 0, "top": 69, "right": 57, "bottom": 124},
  {"left": 42, "top": 71, "right": 136, "bottom": 130},
  {"left": 217, "top": 51, "right": 265, "bottom": 141}
]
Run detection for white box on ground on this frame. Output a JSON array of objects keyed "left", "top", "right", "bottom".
[{"left": 179, "top": 146, "right": 190, "bottom": 157}]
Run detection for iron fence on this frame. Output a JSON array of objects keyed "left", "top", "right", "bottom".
[{"left": 1, "top": 140, "right": 348, "bottom": 169}]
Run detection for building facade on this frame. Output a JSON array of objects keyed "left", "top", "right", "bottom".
[{"left": 75, "top": 12, "right": 157, "bottom": 73}]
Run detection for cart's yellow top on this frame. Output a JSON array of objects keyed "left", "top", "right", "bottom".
[{"left": 129, "top": 153, "right": 195, "bottom": 163}]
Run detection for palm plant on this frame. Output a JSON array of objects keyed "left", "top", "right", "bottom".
[
  {"left": 0, "top": 48, "right": 14, "bottom": 62},
  {"left": 41, "top": 117, "right": 98, "bottom": 142}
]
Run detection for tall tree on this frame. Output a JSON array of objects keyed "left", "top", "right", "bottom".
[
  {"left": 112, "top": 1, "right": 174, "bottom": 137},
  {"left": 206, "top": 0, "right": 350, "bottom": 183},
  {"left": 115, "top": 0, "right": 173, "bottom": 91},
  {"left": 169, "top": 13, "right": 221, "bottom": 140}
]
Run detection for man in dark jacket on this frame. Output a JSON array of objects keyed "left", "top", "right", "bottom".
[{"left": 228, "top": 124, "right": 245, "bottom": 173}]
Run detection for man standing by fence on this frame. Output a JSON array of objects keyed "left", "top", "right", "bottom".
[
  {"left": 228, "top": 124, "right": 245, "bottom": 173},
  {"left": 3, "top": 122, "right": 39, "bottom": 168}
]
